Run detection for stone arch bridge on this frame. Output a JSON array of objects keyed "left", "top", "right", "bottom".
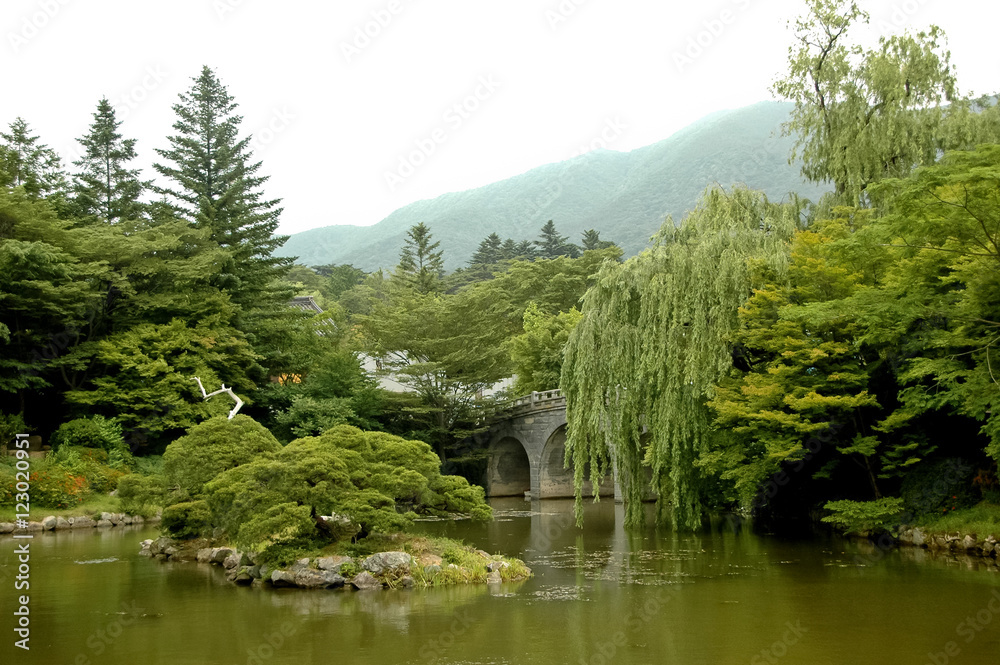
[{"left": 485, "top": 390, "right": 614, "bottom": 500}]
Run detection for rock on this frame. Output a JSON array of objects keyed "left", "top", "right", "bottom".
[
  {"left": 41, "top": 516, "right": 57, "bottom": 531},
  {"left": 475, "top": 549, "right": 491, "bottom": 559},
  {"left": 233, "top": 568, "right": 254, "bottom": 586},
  {"left": 139, "top": 539, "right": 153, "bottom": 556},
  {"left": 295, "top": 569, "right": 346, "bottom": 589},
  {"left": 25, "top": 521, "right": 44, "bottom": 532},
  {"left": 163, "top": 546, "right": 179, "bottom": 559},
  {"left": 96, "top": 519, "right": 113, "bottom": 528},
  {"left": 196, "top": 548, "right": 214, "bottom": 563},
  {"left": 72, "top": 516, "right": 96, "bottom": 529},
  {"left": 150, "top": 537, "right": 174, "bottom": 557},
  {"left": 270, "top": 570, "right": 297, "bottom": 588},
  {"left": 418, "top": 554, "right": 443, "bottom": 567},
  {"left": 317, "top": 555, "right": 353, "bottom": 573},
  {"left": 351, "top": 571, "right": 382, "bottom": 590},
  {"left": 100, "top": 512, "right": 121, "bottom": 525},
  {"left": 0, "top": 523, "right": 14, "bottom": 534},
  {"left": 487, "top": 571, "right": 502, "bottom": 584},
  {"left": 898, "top": 529, "right": 913, "bottom": 545},
  {"left": 289, "top": 557, "right": 312, "bottom": 573},
  {"left": 223, "top": 552, "right": 249, "bottom": 570},
  {"left": 122, "top": 515, "right": 133, "bottom": 525},
  {"left": 912, "top": 528, "right": 926, "bottom": 547},
  {"left": 963, "top": 535, "right": 978, "bottom": 552},
  {"left": 248, "top": 565, "right": 262, "bottom": 579},
  {"left": 424, "top": 564, "right": 442, "bottom": 575},
  {"left": 132, "top": 515, "right": 145, "bottom": 524},
  {"left": 259, "top": 565, "right": 273, "bottom": 581},
  {"left": 210, "top": 548, "right": 234, "bottom": 564},
  {"left": 400, "top": 576, "right": 416, "bottom": 588},
  {"left": 55, "top": 517, "right": 71, "bottom": 530},
  {"left": 487, "top": 561, "right": 510, "bottom": 573},
  {"left": 362, "top": 551, "right": 412, "bottom": 575}
]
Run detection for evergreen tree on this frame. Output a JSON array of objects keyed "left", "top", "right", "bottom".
[
  {"left": 153, "top": 66, "right": 291, "bottom": 306},
  {"left": 535, "top": 220, "right": 579, "bottom": 259},
  {"left": 499, "top": 238, "right": 519, "bottom": 261},
  {"left": 581, "top": 229, "right": 615, "bottom": 251},
  {"left": 0, "top": 117, "right": 68, "bottom": 200},
  {"left": 71, "top": 98, "right": 148, "bottom": 223},
  {"left": 397, "top": 222, "right": 444, "bottom": 293},
  {"left": 514, "top": 239, "right": 538, "bottom": 260},
  {"left": 469, "top": 232, "right": 503, "bottom": 265}
]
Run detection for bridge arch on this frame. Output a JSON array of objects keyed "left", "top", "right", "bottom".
[{"left": 487, "top": 436, "right": 531, "bottom": 497}]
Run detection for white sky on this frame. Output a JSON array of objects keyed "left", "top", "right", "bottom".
[{"left": 3, "top": 0, "right": 999, "bottom": 236}]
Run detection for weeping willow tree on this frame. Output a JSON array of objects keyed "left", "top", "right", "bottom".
[{"left": 561, "top": 186, "right": 801, "bottom": 529}]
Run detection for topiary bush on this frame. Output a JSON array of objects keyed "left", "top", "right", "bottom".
[
  {"left": 161, "top": 500, "right": 212, "bottom": 539},
  {"left": 900, "top": 458, "right": 977, "bottom": 519},
  {"left": 117, "top": 474, "right": 168, "bottom": 516},
  {"left": 52, "top": 416, "right": 134, "bottom": 468},
  {"left": 29, "top": 468, "right": 90, "bottom": 509},
  {"left": 161, "top": 415, "right": 281, "bottom": 499}
]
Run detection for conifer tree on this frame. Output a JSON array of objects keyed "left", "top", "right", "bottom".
[
  {"left": 536, "top": 220, "right": 579, "bottom": 259},
  {"left": 0, "top": 117, "right": 67, "bottom": 200},
  {"left": 397, "top": 222, "right": 444, "bottom": 293},
  {"left": 469, "top": 233, "right": 503, "bottom": 266},
  {"left": 72, "top": 98, "right": 148, "bottom": 223},
  {"left": 153, "top": 66, "right": 291, "bottom": 306}
]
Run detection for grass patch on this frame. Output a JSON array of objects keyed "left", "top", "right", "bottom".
[
  {"left": 914, "top": 501, "right": 1000, "bottom": 538},
  {"left": 0, "top": 493, "right": 123, "bottom": 522}
]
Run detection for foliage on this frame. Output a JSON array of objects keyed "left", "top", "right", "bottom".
[
  {"left": 200, "top": 425, "right": 491, "bottom": 562},
  {"left": 773, "top": 0, "right": 958, "bottom": 203},
  {"left": 396, "top": 222, "right": 445, "bottom": 294},
  {"left": 48, "top": 446, "right": 129, "bottom": 493},
  {"left": 899, "top": 458, "right": 977, "bottom": 520},
  {"left": 506, "top": 303, "right": 582, "bottom": 395},
  {"left": 161, "top": 415, "right": 281, "bottom": 499},
  {"left": 535, "top": 220, "right": 580, "bottom": 259},
  {"left": 562, "top": 186, "right": 800, "bottom": 529},
  {"left": 162, "top": 500, "right": 212, "bottom": 539},
  {"left": 27, "top": 468, "right": 90, "bottom": 509},
  {"left": 0, "top": 117, "right": 67, "bottom": 200},
  {"left": 116, "top": 473, "right": 168, "bottom": 516},
  {"left": 821, "top": 497, "right": 904, "bottom": 533}
]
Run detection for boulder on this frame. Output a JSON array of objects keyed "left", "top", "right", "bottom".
[
  {"left": 400, "top": 576, "right": 416, "bottom": 588},
  {"left": 487, "top": 571, "right": 502, "bottom": 584},
  {"left": 0, "top": 523, "right": 14, "bottom": 534},
  {"left": 317, "top": 555, "right": 353, "bottom": 573},
  {"left": 55, "top": 517, "right": 71, "bottom": 530},
  {"left": 487, "top": 561, "right": 510, "bottom": 573},
  {"left": 963, "top": 535, "right": 978, "bottom": 552},
  {"left": 100, "top": 512, "right": 121, "bottom": 525},
  {"left": 295, "top": 569, "right": 346, "bottom": 589},
  {"left": 132, "top": 515, "right": 145, "bottom": 524},
  {"left": 96, "top": 519, "right": 114, "bottom": 528},
  {"left": 122, "top": 515, "right": 133, "bottom": 525},
  {"left": 22, "top": 521, "right": 43, "bottom": 532},
  {"left": 233, "top": 568, "right": 254, "bottom": 586},
  {"left": 149, "top": 537, "right": 174, "bottom": 557},
  {"left": 270, "top": 570, "right": 297, "bottom": 587},
  {"left": 210, "top": 548, "right": 234, "bottom": 564},
  {"left": 248, "top": 565, "right": 262, "bottom": 579},
  {"left": 163, "top": 546, "right": 179, "bottom": 559},
  {"left": 362, "top": 551, "right": 412, "bottom": 575},
  {"left": 196, "top": 548, "right": 214, "bottom": 564},
  {"left": 223, "top": 552, "right": 249, "bottom": 570},
  {"left": 350, "top": 571, "right": 382, "bottom": 590},
  {"left": 41, "top": 516, "right": 57, "bottom": 531},
  {"left": 911, "top": 528, "right": 927, "bottom": 547},
  {"left": 424, "top": 564, "right": 442, "bottom": 575},
  {"left": 289, "top": 557, "right": 312, "bottom": 573},
  {"left": 72, "top": 516, "right": 96, "bottom": 529},
  {"left": 138, "top": 539, "right": 153, "bottom": 556}
]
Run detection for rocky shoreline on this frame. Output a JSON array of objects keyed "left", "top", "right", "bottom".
[
  {"left": 0, "top": 512, "right": 159, "bottom": 534},
  {"left": 896, "top": 527, "right": 999, "bottom": 560},
  {"left": 139, "top": 536, "right": 531, "bottom": 591}
]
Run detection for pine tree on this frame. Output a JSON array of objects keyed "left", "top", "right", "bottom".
[
  {"left": 536, "top": 220, "right": 579, "bottom": 259},
  {"left": 581, "top": 229, "right": 615, "bottom": 251},
  {"left": 72, "top": 98, "right": 148, "bottom": 223},
  {"left": 469, "top": 233, "right": 502, "bottom": 265},
  {"left": 397, "top": 222, "right": 444, "bottom": 293},
  {"left": 0, "top": 117, "right": 68, "bottom": 200},
  {"left": 153, "top": 66, "right": 291, "bottom": 306}
]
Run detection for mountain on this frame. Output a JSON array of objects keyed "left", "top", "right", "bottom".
[{"left": 278, "top": 101, "right": 829, "bottom": 271}]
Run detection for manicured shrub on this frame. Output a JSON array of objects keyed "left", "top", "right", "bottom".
[{"left": 161, "top": 500, "right": 212, "bottom": 539}]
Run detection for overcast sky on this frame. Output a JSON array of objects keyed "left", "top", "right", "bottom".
[{"left": 4, "top": 0, "right": 999, "bottom": 236}]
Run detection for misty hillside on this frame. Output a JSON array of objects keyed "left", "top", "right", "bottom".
[{"left": 279, "top": 101, "right": 830, "bottom": 271}]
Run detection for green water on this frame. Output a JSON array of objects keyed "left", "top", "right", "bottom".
[{"left": 2, "top": 498, "right": 999, "bottom": 665}]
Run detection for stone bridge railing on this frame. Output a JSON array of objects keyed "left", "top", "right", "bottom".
[{"left": 497, "top": 389, "right": 565, "bottom": 417}]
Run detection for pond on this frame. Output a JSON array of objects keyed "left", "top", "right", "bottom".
[{"left": 3, "top": 498, "right": 999, "bottom": 664}]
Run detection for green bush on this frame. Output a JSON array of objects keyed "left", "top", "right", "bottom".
[
  {"left": 116, "top": 474, "right": 168, "bottom": 516},
  {"left": 52, "top": 416, "right": 133, "bottom": 468},
  {"left": 49, "top": 446, "right": 128, "bottom": 493},
  {"left": 0, "top": 413, "right": 27, "bottom": 452},
  {"left": 900, "top": 458, "right": 977, "bottom": 519},
  {"left": 822, "top": 497, "right": 905, "bottom": 534},
  {"left": 162, "top": 415, "right": 281, "bottom": 498},
  {"left": 161, "top": 500, "right": 212, "bottom": 539}
]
